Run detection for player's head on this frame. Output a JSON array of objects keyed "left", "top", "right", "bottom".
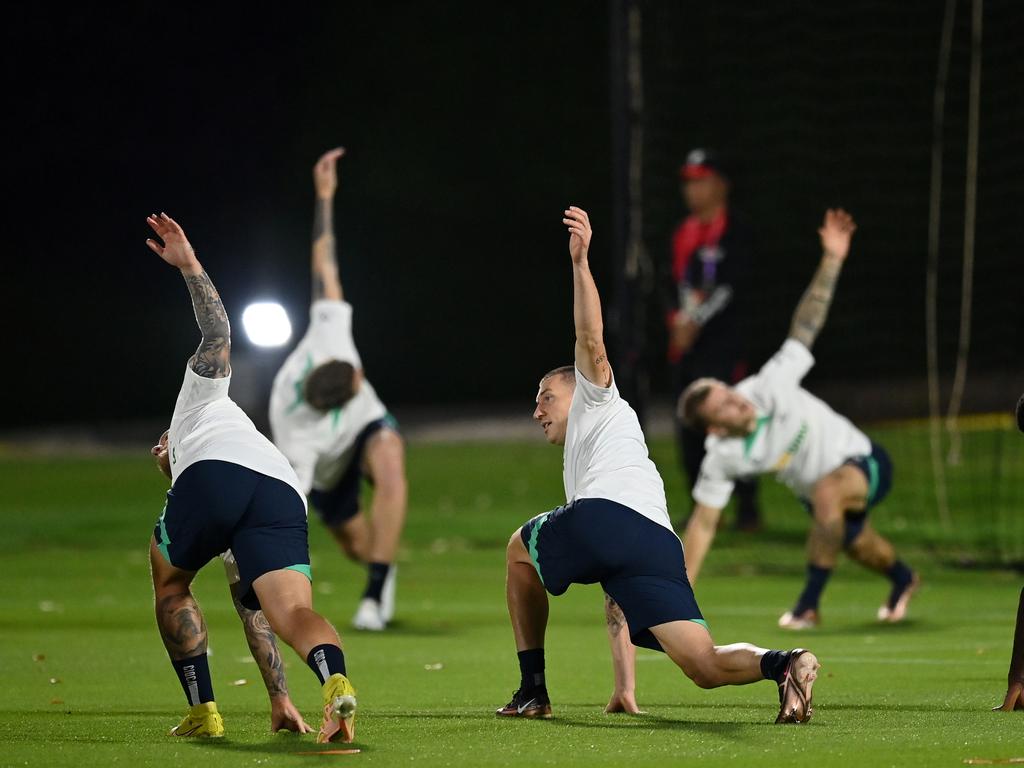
[
  {"left": 151, "top": 429, "right": 171, "bottom": 480},
  {"left": 304, "top": 360, "right": 363, "bottom": 412},
  {"left": 534, "top": 365, "right": 576, "bottom": 446},
  {"left": 678, "top": 378, "right": 757, "bottom": 437},
  {"left": 679, "top": 148, "right": 729, "bottom": 216}
]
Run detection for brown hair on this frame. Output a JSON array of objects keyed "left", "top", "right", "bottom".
[
  {"left": 678, "top": 378, "right": 718, "bottom": 431},
  {"left": 304, "top": 360, "right": 358, "bottom": 411},
  {"left": 541, "top": 365, "right": 576, "bottom": 385}
]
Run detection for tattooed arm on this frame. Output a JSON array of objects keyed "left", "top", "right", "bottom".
[
  {"left": 603, "top": 594, "right": 642, "bottom": 714},
  {"left": 224, "top": 560, "right": 312, "bottom": 733},
  {"left": 787, "top": 209, "right": 856, "bottom": 350},
  {"left": 311, "top": 148, "right": 345, "bottom": 302},
  {"left": 565, "top": 206, "right": 612, "bottom": 387},
  {"left": 145, "top": 213, "right": 231, "bottom": 378}
]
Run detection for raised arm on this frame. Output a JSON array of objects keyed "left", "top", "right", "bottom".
[
  {"left": 146, "top": 213, "right": 231, "bottom": 378},
  {"left": 787, "top": 208, "right": 856, "bottom": 350},
  {"left": 565, "top": 206, "right": 611, "bottom": 387},
  {"left": 311, "top": 147, "right": 346, "bottom": 302},
  {"left": 681, "top": 502, "right": 723, "bottom": 584}
]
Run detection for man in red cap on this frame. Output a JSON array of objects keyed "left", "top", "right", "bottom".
[{"left": 668, "top": 148, "right": 760, "bottom": 531}]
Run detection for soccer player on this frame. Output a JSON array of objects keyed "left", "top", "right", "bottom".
[
  {"left": 678, "top": 209, "right": 919, "bottom": 630},
  {"left": 498, "top": 206, "right": 819, "bottom": 724},
  {"left": 995, "top": 396, "right": 1024, "bottom": 711},
  {"left": 996, "top": 585, "right": 1024, "bottom": 711},
  {"left": 270, "top": 148, "right": 406, "bottom": 631},
  {"left": 145, "top": 212, "right": 357, "bottom": 743}
]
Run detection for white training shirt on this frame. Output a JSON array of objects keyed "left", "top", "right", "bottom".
[
  {"left": 168, "top": 366, "right": 306, "bottom": 505},
  {"left": 563, "top": 366, "right": 673, "bottom": 532},
  {"left": 269, "top": 299, "right": 387, "bottom": 493},
  {"left": 693, "top": 339, "right": 872, "bottom": 509}
]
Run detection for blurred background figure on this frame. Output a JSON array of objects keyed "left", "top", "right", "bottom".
[{"left": 667, "top": 148, "right": 760, "bottom": 531}]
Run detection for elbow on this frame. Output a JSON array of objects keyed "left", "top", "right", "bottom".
[{"left": 577, "top": 330, "right": 604, "bottom": 350}]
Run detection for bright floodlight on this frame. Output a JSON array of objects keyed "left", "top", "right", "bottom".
[{"left": 242, "top": 302, "right": 292, "bottom": 348}]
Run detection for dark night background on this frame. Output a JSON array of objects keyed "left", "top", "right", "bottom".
[{"left": 6, "top": 1, "right": 1023, "bottom": 430}]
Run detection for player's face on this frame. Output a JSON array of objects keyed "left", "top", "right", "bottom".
[
  {"left": 533, "top": 375, "right": 574, "bottom": 446},
  {"left": 151, "top": 429, "right": 171, "bottom": 480},
  {"left": 702, "top": 384, "right": 757, "bottom": 437},
  {"left": 683, "top": 175, "right": 727, "bottom": 216}
]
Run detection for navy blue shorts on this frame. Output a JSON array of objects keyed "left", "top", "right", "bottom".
[
  {"left": 154, "top": 460, "right": 310, "bottom": 610},
  {"left": 801, "top": 440, "right": 894, "bottom": 546},
  {"left": 520, "top": 498, "right": 705, "bottom": 652},
  {"left": 309, "top": 415, "right": 399, "bottom": 527}
]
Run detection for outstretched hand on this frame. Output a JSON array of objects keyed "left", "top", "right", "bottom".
[
  {"left": 818, "top": 208, "right": 857, "bottom": 261},
  {"left": 146, "top": 213, "right": 200, "bottom": 273},
  {"left": 314, "top": 147, "right": 346, "bottom": 199},
  {"left": 564, "top": 206, "right": 592, "bottom": 264}
]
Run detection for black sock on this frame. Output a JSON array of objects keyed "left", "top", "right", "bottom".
[
  {"left": 171, "top": 653, "right": 215, "bottom": 706},
  {"left": 307, "top": 644, "right": 347, "bottom": 685},
  {"left": 362, "top": 562, "right": 391, "bottom": 602},
  {"left": 760, "top": 650, "right": 790, "bottom": 683},
  {"left": 885, "top": 560, "right": 914, "bottom": 606},
  {"left": 793, "top": 565, "right": 833, "bottom": 614},
  {"left": 517, "top": 648, "right": 546, "bottom": 692}
]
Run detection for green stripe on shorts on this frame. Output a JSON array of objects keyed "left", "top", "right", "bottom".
[
  {"left": 525, "top": 512, "right": 552, "bottom": 586},
  {"left": 285, "top": 564, "right": 313, "bottom": 581},
  {"left": 865, "top": 455, "right": 880, "bottom": 504},
  {"left": 156, "top": 502, "right": 172, "bottom": 563},
  {"left": 689, "top": 618, "right": 709, "bottom": 631}
]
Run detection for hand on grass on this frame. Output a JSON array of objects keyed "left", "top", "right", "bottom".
[{"left": 270, "top": 695, "right": 313, "bottom": 733}]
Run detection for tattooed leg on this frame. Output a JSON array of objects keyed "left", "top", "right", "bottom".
[{"left": 156, "top": 590, "right": 208, "bottom": 660}]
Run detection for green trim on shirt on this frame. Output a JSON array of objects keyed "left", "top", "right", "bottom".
[
  {"left": 287, "top": 354, "right": 315, "bottom": 413},
  {"left": 743, "top": 415, "right": 772, "bottom": 458}
]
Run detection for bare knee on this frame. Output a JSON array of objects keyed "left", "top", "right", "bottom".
[
  {"left": 507, "top": 528, "right": 529, "bottom": 564},
  {"left": 812, "top": 481, "right": 843, "bottom": 523}
]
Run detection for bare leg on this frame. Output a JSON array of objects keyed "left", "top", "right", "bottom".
[
  {"left": 650, "top": 620, "right": 819, "bottom": 722},
  {"left": 329, "top": 515, "right": 371, "bottom": 563},
  {"left": 363, "top": 430, "right": 407, "bottom": 564},
  {"left": 845, "top": 523, "right": 896, "bottom": 573},
  {"left": 252, "top": 569, "right": 340, "bottom": 661},
  {"left": 506, "top": 530, "right": 548, "bottom": 651},
  {"left": 808, "top": 466, "right": 866, "bottom": 569},
  {"left": 649, "top": 620, "right": 766, "bottom": 688},
  {"left": 150, "top": 537, "right": 206, "bottom": 660}
]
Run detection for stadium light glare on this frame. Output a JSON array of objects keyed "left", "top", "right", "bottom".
[{"left": 242, "top": 301, "right": 292, "bottom": 348}]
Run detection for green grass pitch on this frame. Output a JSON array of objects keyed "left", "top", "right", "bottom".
[{"left": 1, "top": 434, "right": 1022, "bottom": 767}]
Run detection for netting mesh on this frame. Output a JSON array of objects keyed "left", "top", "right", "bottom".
[{"left": 625, "top": 0, "right": 1024, "bottom": 562}]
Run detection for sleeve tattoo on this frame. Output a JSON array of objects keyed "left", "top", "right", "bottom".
[
  {"left": 788, "top": 257, "right": 842, "bottom": 349},
  {"left": 183, "top": 270, "right": 231, "bottom": 378},
  {"left": 604, "top": 593, "right": 626, "bottom": 638},
  {"left": 311, "top": 198, "right": 338, "bottom": 301},
  {"left": 232, "top": 590, "right": 289, "bottom": 698}
]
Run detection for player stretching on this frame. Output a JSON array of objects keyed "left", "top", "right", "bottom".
[
  {"left": 145, "top": 213, "right": 357, "bottom": 743},
  {"left": 679, "top": 209, "right": 919, "bottom": 629},
  {"left": 497, "top": 206, "right": 819, "bottom": 724},
  {"left": 270, "top": 148, "right": 406, "bottom": 631},
  {"left": 994, "top": 396, "right": 1024, "bottom": 711}
]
